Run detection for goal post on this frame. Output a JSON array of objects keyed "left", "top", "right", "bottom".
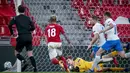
[{"left": 13, "top": 0, "right": 23, "bottom": 72}]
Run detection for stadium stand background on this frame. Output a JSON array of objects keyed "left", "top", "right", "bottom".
[{"left": 0, "top": 0, "right": 130, "bottom": 72}]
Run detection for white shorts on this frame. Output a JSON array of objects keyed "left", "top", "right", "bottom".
[{"left": 48, "top": 42, "right": 62, "bottom": 59}]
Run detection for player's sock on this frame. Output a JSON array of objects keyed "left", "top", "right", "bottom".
[
  {"left": 88, "top": 69, "right": 94, "bottom": 72},
  {"left": 60, "top": 56, "right": 67, "bottom": 63},
  {"left": 91, "top": 55, "right": 101, "bottom": 70},
  {"left": 101, "top": 58, "right": 113, "bottom": 62},
  {"left": 51, "top": 58, "right": 59, "bottom": 64},
  {"left": 29, "top": 56, "right": 37, "bottom": 72},
  {"left": 101, "top": 57, "right": 118, "bottom": 66},
  {"left": 96, "top": 65, "right": 100, "bottom": 71},
  {"left": 62, "top": 62, "right": 68, "bottom": 71},
  {"left": 59, "top": 56, "right": 68, "bottom": 71},
  {"left": 22, "top": 63, "right": 28, "bottom": 72},
  {"left": 16, "top": 54, "right": 26, "bottom": 63},
  {"left": 125, "top": 52, "right": 130, "bottom": 58},
  {"left": 112, "top": 57, "right": 118, "bottom": 66}
]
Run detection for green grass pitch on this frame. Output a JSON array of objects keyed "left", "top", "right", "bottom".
[{"left": 0, "top": 72, "right": 130, "bottom": 73}]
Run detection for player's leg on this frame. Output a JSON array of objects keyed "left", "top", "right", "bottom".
[
  {"left": 92, "top": 46, "right": 115, "bottom": 67},
  {"left": 95, "top": 63, "right": 104, "bottom": 72},
  {"left": 48, "top": 43, "right": 59, "bottom": 64},
  {"left": 49, "top": 42, "right": 62, "bottom": 65},
  {"left": 101, "top": 57, "right": 118, "bottom": 66},
  {"left": 118, "top": 51, "right": 130, "bottom": 58},
  {"left": 92, "top": 47, "right": 117, "bottom": 65},
  {"left": 25, "top": 40, "right": 37, "bottom": 72},
  {"left": 91, "top": 46, "right": 104, "bottom": 71},
  {"left": 115, "top": 40, "right": 130, "bottom": 58},
  {"left": 15, "top": 38, "right": 29, "bottom": 72},
  {"left": 92, "top": 46, "right": 117, "bottom": 66},
  {"left": 103, "top": 42, "right": 130, "bottom": 58},
  {"left": 56, "top": 47, "right": 66, "bottom": 64},
  {"left": 103, "top": 51, "right": 118, "bottom": 58},
  {"left": 90, "top": 48, "right": 105, "bottom": 71},
  {"left": 101, "top": 51, "right": 118, "bottom": 66},
  {"left": 48, "top": 48, "right": 64, "bottom": 70},
  {"left": 92, "top": 46, "right": 100, "bottom": 58},
  {"left": 56, "top": 48, "right": 70, "bottom": 72},
  {"left": 55, "top": 43, "right": 70, "bottom": 72},
  {"left": 91, "top": 41, "right": 112, "bottom": 71},
  {"left": 50, "top": 52, "right": 59, "bottom": 64},
  {"left": 100, "top": 57, "right": 113, "bottom": 62},
  {"left": 102, "top": 44, "right": 130, "bottom": 58},
  {"left": 92, "top": 46, "right": 113, "bottom": 63},
  {"left": 15, "top": 38, "right": 26, "bottom": 63}
]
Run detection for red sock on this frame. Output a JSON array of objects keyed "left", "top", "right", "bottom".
[
  {"left": 60, "top": 56, "right": 67, "bottom": 63},
  {"left": 113, "top": 57, "right": 118, "bottom": 66},
  {"left": 63, "top": 62, "right": 68, "bottom": 71},
  {"left": 51, "top": 58, "right": 59, "bottom": 65},
  {"left": 60, "top": 56, "right": 68, "bottom": 71}
]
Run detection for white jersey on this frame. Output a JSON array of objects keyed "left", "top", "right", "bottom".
[
  {"left": 93, "top": 23, "right": 106, "bottom": 47},
  {"left": 104, "top": 18, "right": 119, "bottom": 40}
]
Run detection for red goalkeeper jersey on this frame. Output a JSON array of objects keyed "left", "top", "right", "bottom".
[{"left": 44, "top": 23, "right": 65, "bottom": 43}]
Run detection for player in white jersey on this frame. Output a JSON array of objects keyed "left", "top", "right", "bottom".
[
  {"left": 87, "top": 16, "right": 106, "bottom": 56},
  {"left": 89, "top": 12, "right": 130, "bottom": 72},
  {"left": 87, "top": 16, "right": 118, "bottom": 69}
]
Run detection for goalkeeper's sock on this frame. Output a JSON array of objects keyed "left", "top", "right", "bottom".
[
  {"left": 29, "top": 56, "right": 37, "bottom": 72},
  {"left": 109, "top": 67, "right": 125, "bottom": 71},
  {"left": 51, "top": 58, "right": 59, "bottom": 64},
  {"left": 16, "top": 54, "right": 26, "bottom": 63}
]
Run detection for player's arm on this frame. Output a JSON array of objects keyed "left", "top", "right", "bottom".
[
  {"left": 8, "top": 17, "right": 15, "bottom": 35},
  {"left": 102, "top": 23, "right": 114, "bottom": 33},
  {"left": 60, "top": 26, "right": 71, "bottom": 44},
  {"left": 44, "top": 34, "right": 48, "bottom": 43},
  {"left": 87, "top": 33, "right": 99, "bottom": 50},
  {"left": 90, "top": 33, "right": 99, "bottom": 45},
  {"left": 29, "top": 18, "right": 35, "bottom": 31},
  {"left": 43, "top": 29, "right": 48, "bottom": 43},
  {"left": 87, "top": 25, "right": 101, "bottom": 50},
  {"left": 100, "top": 21, "right": 115, "bottom": 33},
  {"left": 90, "top": 51, "right": 94, "bottom": 58},
  {"left": 62, "top": 33, "right": 71, "bottom": 44}
]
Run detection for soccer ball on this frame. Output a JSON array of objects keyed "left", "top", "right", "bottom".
[
  {"left": 68, "top": 64, "right": 74, "bottom": 70},
  {"left": 4, "top": 61, "right": 12, "bottom": 69}
]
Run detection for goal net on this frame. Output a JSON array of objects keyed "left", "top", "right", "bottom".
[{"left": 8, "top": 0, "right": 130, "bottom": 72}]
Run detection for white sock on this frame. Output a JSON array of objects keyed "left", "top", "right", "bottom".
[
  {"left": 101, "top": 58, "right": 113, "bottom": 62},
  {"left": 125, "top": 52, "right": 130, "bottom": 58},
  {"left": 96, "top": 65, "right": 100, "bottom": 71},
  {"left": 91, "top": 55, "right": 101, "bottom": 70}
]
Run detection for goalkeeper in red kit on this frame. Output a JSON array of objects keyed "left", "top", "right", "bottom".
[{"left": 44, "top": 15, "right": 72, "bottom": 73}]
